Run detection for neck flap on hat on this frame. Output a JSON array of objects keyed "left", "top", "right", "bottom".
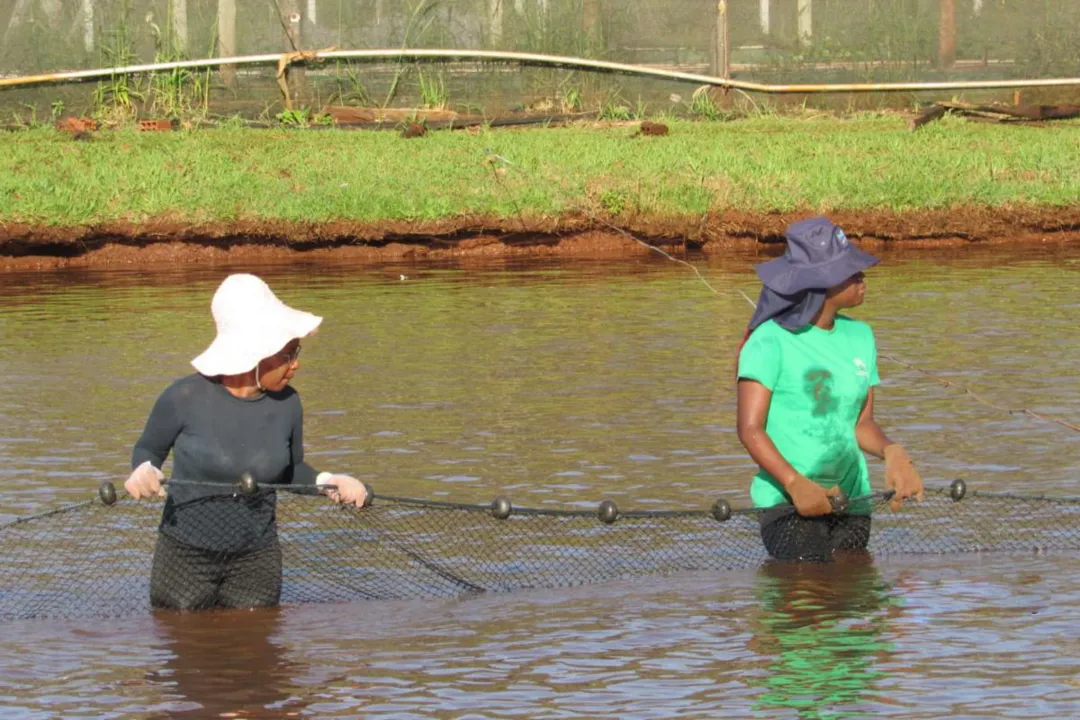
[{"left": 747, "top": 286, "right": 825, "bottom": 332}]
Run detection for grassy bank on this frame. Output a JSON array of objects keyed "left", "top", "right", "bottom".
[{"left": 1, "top": 115, "right": 1079, "bottom": 229}]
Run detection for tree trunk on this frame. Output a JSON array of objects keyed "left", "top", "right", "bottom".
[
  {"left": 487, "top": 0, "right": 504, "bottom": 46},
  {"left": 939, "top": 0, "right": 956, "bottom": 69},
  {"left": 2, "top": 0, "right": 34, "bottom": 47},
  {"left": 172, "top": 0, "right": 188, "bottom": 53},
  {"left": 279, "top": 0, "right": 308, "bottom": 105},
  {"left": 583, "top": 0, "right": 602, "bottom": 51},
  {"left": 796, "top": 0, "right": 812, "bottom": 45},
  {"left": 39, "top": 0, "right": 62, "bottom": 27},
  {"left": 218, "top": 0, "right": 237, "bottom": 88},
  {"left": 79, "top": 0, "right": 94, "bottom": 53}
]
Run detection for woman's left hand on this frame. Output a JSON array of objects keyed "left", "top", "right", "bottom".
[
  {"left": 884, "top": 445, "right": 924, "bottom": 511},
  {"left": 317, "top": 473, "right": 369, "bottom": 508}
]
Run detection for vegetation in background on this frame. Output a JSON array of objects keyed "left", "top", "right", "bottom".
[{"left": 0, "top": 114, "right": 1077, "bottom": 229}]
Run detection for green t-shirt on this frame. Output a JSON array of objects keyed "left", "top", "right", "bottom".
[{"left": 737, "top": 316, "right": 880, "bottom": 508}]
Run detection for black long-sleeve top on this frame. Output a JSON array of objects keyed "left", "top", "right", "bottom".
[{"left": 132, "top": 373, "right": 320, "bottom": 552}]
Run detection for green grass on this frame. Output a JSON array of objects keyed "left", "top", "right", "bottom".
[{"left": 1, "top": 114, "right": 1078, "bottom": 228}]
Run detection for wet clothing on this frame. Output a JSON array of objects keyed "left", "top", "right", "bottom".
[
  {"left": 133, "top": 373, "right": 319, "bottom": 552},
  {"left": 758, "top": 507, "right": 872, "bottom": 562},
  {"left": 738, "top": 316, "right": 880, "bottom": 510},
  {"left": 133, "top": 373, "right": 320, "bottom": 608},
  {"left": 150, "top": 531, "right": 282, "bottom": 611}
]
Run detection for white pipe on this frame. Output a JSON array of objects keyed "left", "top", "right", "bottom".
[
  {"left": 760, "top": 0, "right": 770, "bottom": 36},
  {"left": 973, "top": 0, "right": 983, "bottom": 13},
  {"left": 3, "top": 48, "right": 1080, "bottom": 95},
  {"left": 307, "top": 0, "right": 317, "bottom": 26}
]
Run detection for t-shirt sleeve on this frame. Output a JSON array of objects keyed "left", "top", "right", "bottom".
[
  {"left": 868, "top": 327, "right": 881, "bottom": 387},
  {"left": 288, "top": 393, "right": 319, "bottom": 485},
  {"left": 131, "top": 383, "right": 183, "bottom": 470},
  {"left": 737, "top": 327, "right": 782, "bottom": 391}
]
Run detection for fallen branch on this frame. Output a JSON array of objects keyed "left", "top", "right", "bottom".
[
  {"left": 912, "top": 100, "right": 1080, "bottom": 130},
  {"left": 276, "top": 48, "right": 334, "bottom": 110}
]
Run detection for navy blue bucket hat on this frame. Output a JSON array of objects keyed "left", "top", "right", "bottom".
[
  {"left": 747, "top": 216, "right": 879, "bottom": 332},
  {"left": 755, "top": 216, "right": 879, "bottom": 295}
]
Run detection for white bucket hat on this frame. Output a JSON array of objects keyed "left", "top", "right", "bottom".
[{"left": 191, "top": 274, "right": 322, "bottom": 377}]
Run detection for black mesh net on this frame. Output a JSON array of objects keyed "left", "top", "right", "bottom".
[{"left": 2, "top": 480, "right": 1079, "bottom": 621}]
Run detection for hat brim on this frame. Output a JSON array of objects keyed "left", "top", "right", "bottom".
[
  {"left": 754, "top": 246, "right": 880, "bottom": 295},
  {"left": 191, "top": 309, "right": 322, "bottom": 377}
]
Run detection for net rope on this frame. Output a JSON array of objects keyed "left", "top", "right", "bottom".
[{"left": 2, "top": 480, "right": 1079, "bottom": 621}]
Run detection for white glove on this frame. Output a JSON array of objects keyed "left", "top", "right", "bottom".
[
  {"left": 125, "top": 460, "right": 165, "bottom": 500},
  {"left": 317, "top": 472, "right": 369, "bottom": 508}
]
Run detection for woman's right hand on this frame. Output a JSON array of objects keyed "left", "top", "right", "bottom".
[
  {"left": 786, "top": 474, "right": 840, "bottom": 517},
  {"left": 124, "top": 460, "right": 165, "bottom": 500},
  {"left": 317, "top": 473, "right": 369, "bottom": 508}
]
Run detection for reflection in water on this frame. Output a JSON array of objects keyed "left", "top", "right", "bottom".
[
  {"left": 149, "top": 607, "right": 301, "bottom": 719},
  {"left": 749, "top": 556, "right": 897, "bottom": 719}
]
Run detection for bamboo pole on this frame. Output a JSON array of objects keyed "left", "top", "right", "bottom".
[{"left": 4, "top": 48, "right": 1080, "bottom": 95}]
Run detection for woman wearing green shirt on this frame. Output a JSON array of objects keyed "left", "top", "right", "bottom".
[{"left": 736, "top": 216, "right": 924, "bottom": 561}]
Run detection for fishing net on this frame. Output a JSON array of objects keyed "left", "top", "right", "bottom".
[{"left": 2, "top": 480, "right": 1079, "bottom": 621}]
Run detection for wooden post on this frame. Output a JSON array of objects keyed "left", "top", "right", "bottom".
[
  {"left": 939, "top": 0, "right": 956, "bottom": 69},
  {"left": 712, "top": 1, "right": 730, "bottom": 78},
  {"left": 172, "top": 0, "right": 188, "bottom": 53},
  {"left": 218, "top": 0, "right": 237, "bottom": 88},
  {"left": 797, "top": 0, "right": 812, "bottom": 45},
  {"left": 79, "top": 0, "right": 94, "bottom": 53}
]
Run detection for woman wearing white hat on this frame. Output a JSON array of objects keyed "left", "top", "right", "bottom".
[{"left": 123, "top": 274, "right": 368, "bottom": 611}]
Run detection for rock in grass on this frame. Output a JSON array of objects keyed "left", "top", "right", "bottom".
[
  {"left": 400, "top": 122, "right": 428, "bottom": 139},
  {"left": 633, "top": 121, "right": 669, "bottom": 138}
]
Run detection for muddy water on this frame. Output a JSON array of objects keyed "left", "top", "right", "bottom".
[{"left": 1, "top": 246, "right": 1079, "bottom": 718}]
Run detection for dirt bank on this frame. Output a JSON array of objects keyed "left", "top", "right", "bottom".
[{"left": 2, "top": 206, "right": 1078, "bottom": 271}]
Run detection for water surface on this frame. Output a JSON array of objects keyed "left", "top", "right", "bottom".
[{"left": 1, "top": 246, "right": 1078, "bottom": 718}]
